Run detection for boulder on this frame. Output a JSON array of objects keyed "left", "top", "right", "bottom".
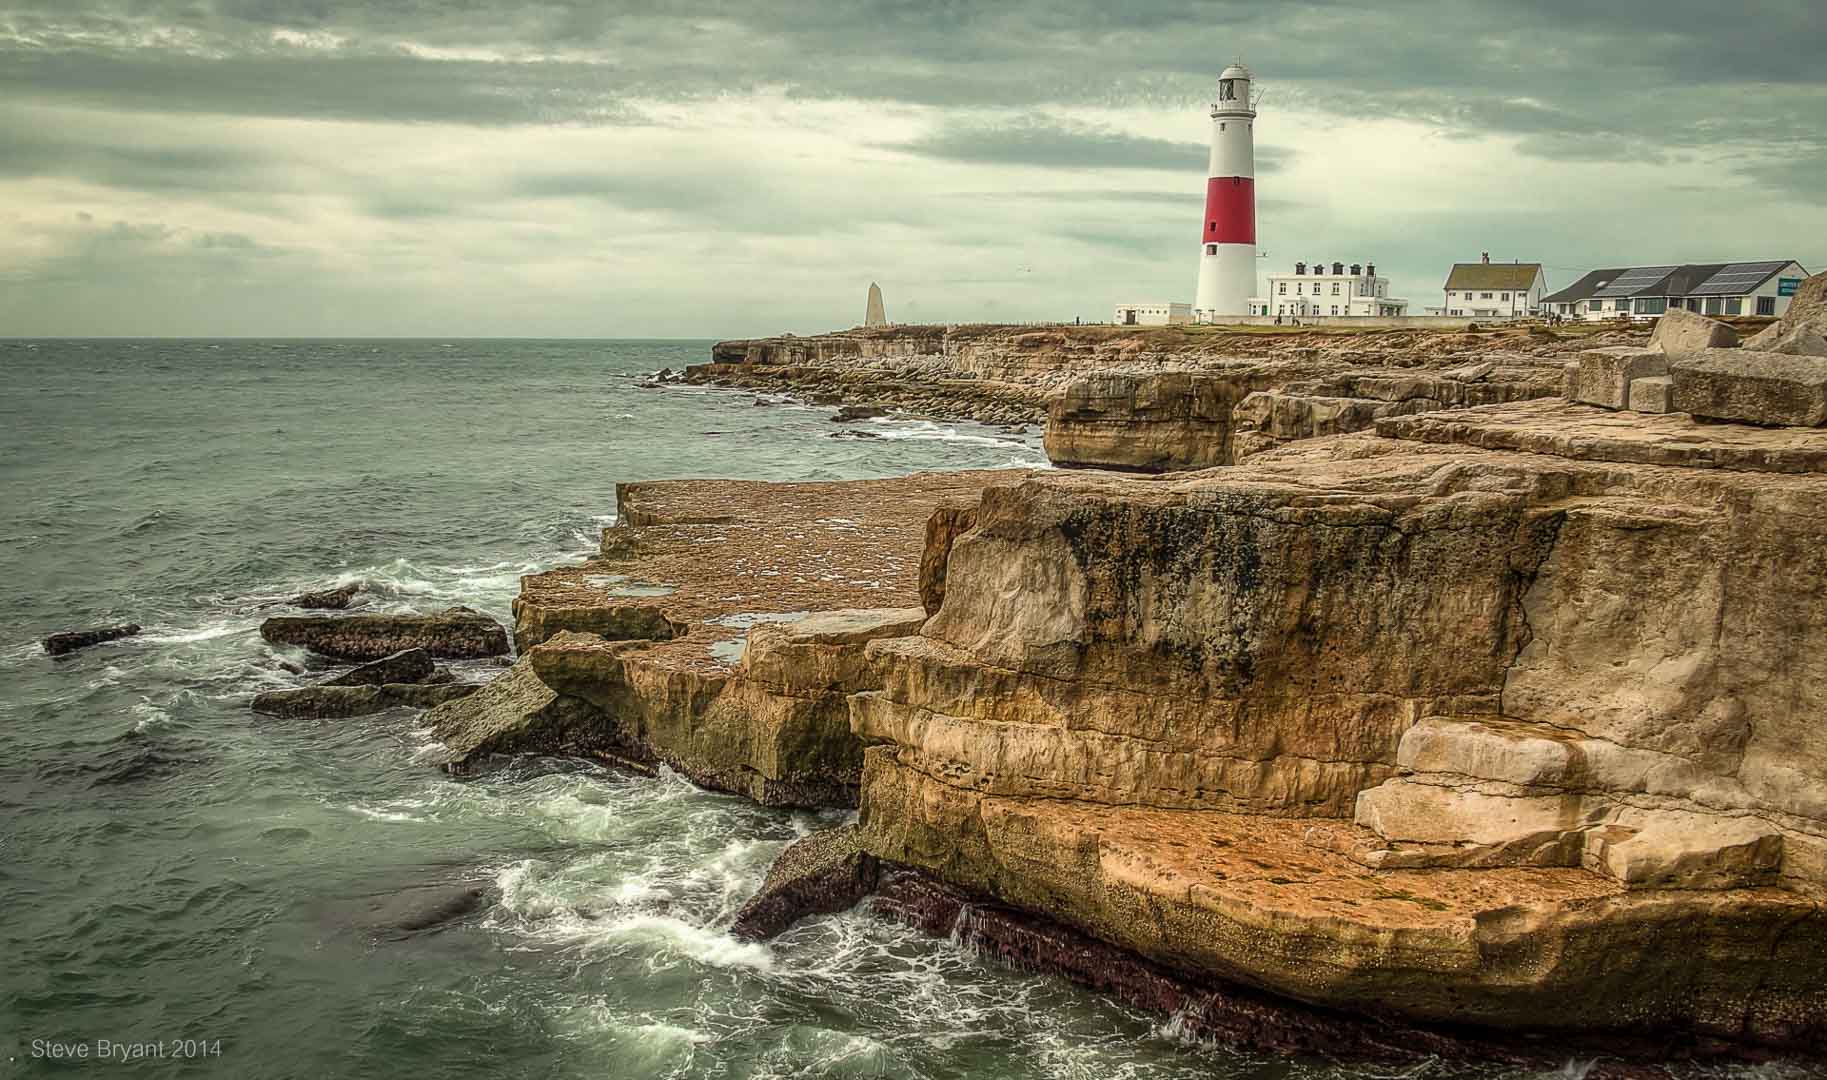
[
  {"left": 731, "top": 825, "right": 878, "bottom": 940},
  {"left": 1746, "top": 270, "right": 1827, "bottom": 349},
  {"left": 1766, "top": 325, "right": 1827, "bottom": 359},
  {"left": 259, "top": 606, "right": 510, "bottom": 661},
  {"left": 831, "top": 405, "right": 887, "bottom": 422},
  {"left": 250, "top": 682, "right": 480, "bottom": 719},
  {"left": 291, "top": 582, "right": 360, "bottom": 610},
  {"left": 1566, "top": 346, "right": 1666, "bottom": 410},
  {"left": 321, "top": 647, "right": 435, "bottom": 686},
  {"left": 1670, "top": 348, "right": 1827, "bottom": 426},
  {"left": 42, "top": 623, "right": 141, "bottom": 656},
  {"left": 1648, "top": 309, "right": 1738, "bottom": 360}
]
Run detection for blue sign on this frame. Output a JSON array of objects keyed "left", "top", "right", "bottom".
[{"left": 1779, "top": 278, "right": 1803, "bottom": 297}]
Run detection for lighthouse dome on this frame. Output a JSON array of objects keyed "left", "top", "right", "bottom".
[{"left": 1219, "top": 63, "right": 1254, "bottom": 81}]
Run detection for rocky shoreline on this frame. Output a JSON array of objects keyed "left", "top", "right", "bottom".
[{"left": 172, "top": 287, "right": 1827, "bottom": 1071}]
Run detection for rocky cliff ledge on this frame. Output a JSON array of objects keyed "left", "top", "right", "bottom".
[
  {"left": 463, "top": 294, "right": 1827, "bottom": 1062},
  {"left": 425, "top": 471, "right": 1023, "bottom": 806},
  {"left": 686, "top": 322, "right": 1659, "bottom": 469}
]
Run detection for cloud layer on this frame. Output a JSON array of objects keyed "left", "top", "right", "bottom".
[{"left": 1, "top": 1, "right": 1822, "bottom": 335}]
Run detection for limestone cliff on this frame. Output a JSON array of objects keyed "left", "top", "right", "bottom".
[{"left": 849, "top": 406, "right": 1827, "bottom": 1044}]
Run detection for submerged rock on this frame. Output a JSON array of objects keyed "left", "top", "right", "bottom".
[
  {"left": 731, "top": 824, "right": 877, "bottom": 940},
  {"left": 258, "top": 606, "right": 510, "bottom": 661},
  {"left": 250, "top": 681, "right": 479, "bottom": 719},
  {"left": 321, "top": 647, "right": 435, "bottom": 686},
  {"left": 291, "top": 582, "right": 361, "bottom": 610},
  {"left": 42, "top": 623, "right": 141, "bottom": 656}
]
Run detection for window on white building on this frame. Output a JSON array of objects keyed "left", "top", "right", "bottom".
[
  {"left": 1206, "top": 244, "right": 1217, "bottom": 255},
  {"left": 1331, "top": 283, "right": 1340, "bottom": 295},
  {"left": 1501, "top": 293, "right": 1510, "bottom": 301},
  {"left": 1705, "top": 297, "right": 1723, "bottom": 315},
  {"left": 1758, "top": 296, "right": 1777, "bottom": 316},
  {"left": 1331, "top": 306, "right": 1339, "bottom": 315},
  {"left": 1725, "top": 297, "right": 1742, "bottom": 315},
  {"left": 1277, "top": 283, "right": 1286, "bottom": 295},
  {"left": 1480, "top": 292, "right": 1493, "bottom": 299}
]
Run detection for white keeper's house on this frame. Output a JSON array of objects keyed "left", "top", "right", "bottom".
[
  {"left": 1540, "top": 260, "right": 1810, "bottom": 322},
  {"left": 1247, "top": 260, "right": 1407, "bottom": 318},
  {"left": 1441, "top": 255, "right": 1547, "bottom": 319}
]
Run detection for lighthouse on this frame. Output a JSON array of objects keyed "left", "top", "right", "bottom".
[{"left": 1192, "top": 63, "right": 1258, "bottom": 322}]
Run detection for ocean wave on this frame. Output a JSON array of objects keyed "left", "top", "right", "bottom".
[{"left": 866, "top": 418, "right": 1035, "bottom": 449}]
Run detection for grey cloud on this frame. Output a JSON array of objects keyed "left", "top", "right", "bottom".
[
  {"left": 893, "top": 118, "right": 1295, "bottom": 175},
  {"left": 3, "top": 0, "right": 1822, "bottom": 147},
  {"left": 895, "top": 118, "right": 1205, "bottom": 172}
]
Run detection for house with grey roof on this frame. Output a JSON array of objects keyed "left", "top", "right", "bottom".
[
  {"left": 1441, "top": 255, "right": 1547, "bottom": 319},
  {"left": 1541, "top": 260, "right": 1809, "bottom": 322}
]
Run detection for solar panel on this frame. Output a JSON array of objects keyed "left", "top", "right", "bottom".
[
  {"left": 1688, "top": 261, "right": 1789, "bottom": 296},
  {"left": 1592, "top": 265, "right": 1678, "bottom": 297}
]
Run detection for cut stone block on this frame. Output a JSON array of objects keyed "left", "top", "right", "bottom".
[
  {"left": 1670, "top": 348, "right": 1827, "bottom": 427},
  {"left": 1628, "top": 375, "right": 1674, "bottom": 414},
  {"left": 1648, "top": 308, "right": 1739, "bottom": 361},
  {"left": 1567, "top": 346, "right": 1667, "bottom": 410}
]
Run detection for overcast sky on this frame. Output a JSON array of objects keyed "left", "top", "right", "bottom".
[{"left": 2, "top": 2, "right": 1823, "bottom": 337}]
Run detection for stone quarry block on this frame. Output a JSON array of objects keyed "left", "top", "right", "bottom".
[
  {"left": 1567, "top": 346, "right": 1667, "bottom": 410},
  {"left": 1648, "top": 308, "right": 1738, "bottom": 360},
  {"left": 1670, "top": 348, "right": 1827, "bottom": 427},
  {"left": 1628, "top": 375, "right": 1674, "bottom": 414}
]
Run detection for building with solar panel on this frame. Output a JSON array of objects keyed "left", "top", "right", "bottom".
[{"left": 1540, "top": 260, "right": 1810, "bottom": 322}]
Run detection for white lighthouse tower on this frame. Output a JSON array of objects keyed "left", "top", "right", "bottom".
[{"left": 1192, "top": 63, "right": 1258, "bottom": 322}]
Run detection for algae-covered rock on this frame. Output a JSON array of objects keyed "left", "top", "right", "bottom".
[
  {"left": 259, "top": 607, "right": 510, "bottom": 661},
  {"left": 731, "top": 824, "right": 877, "bottom": 940}
]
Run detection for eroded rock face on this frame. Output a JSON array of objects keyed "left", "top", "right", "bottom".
[
  {"left": 847, "top": 411, "right": 1827, "bottom": 1044},
  {"left": 259, "top": 607, "right": 510, "bottom": 661}
]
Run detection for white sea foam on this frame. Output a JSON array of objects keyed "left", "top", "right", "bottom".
[
  {"left": 129, "top": 700, "right": 170, "bottom": 732},
  {"left": 140, "top": 620, "right": 254, "bottom": 645}
]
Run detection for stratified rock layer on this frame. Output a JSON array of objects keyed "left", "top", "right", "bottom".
[
  {"left": 849, "top": 405, "right": 1827, "bottom": 1046},
  {"left": 427, "top": 471, "right": 1022, "bottom": 806}
]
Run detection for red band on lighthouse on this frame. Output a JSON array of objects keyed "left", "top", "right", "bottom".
[{"left": 1202, "top": 177, "right": 1255, "bottom": 245}]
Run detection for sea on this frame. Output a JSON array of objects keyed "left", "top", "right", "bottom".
[{"left": 0, "top": 340, "right": 1801, "bottom": 1080}]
